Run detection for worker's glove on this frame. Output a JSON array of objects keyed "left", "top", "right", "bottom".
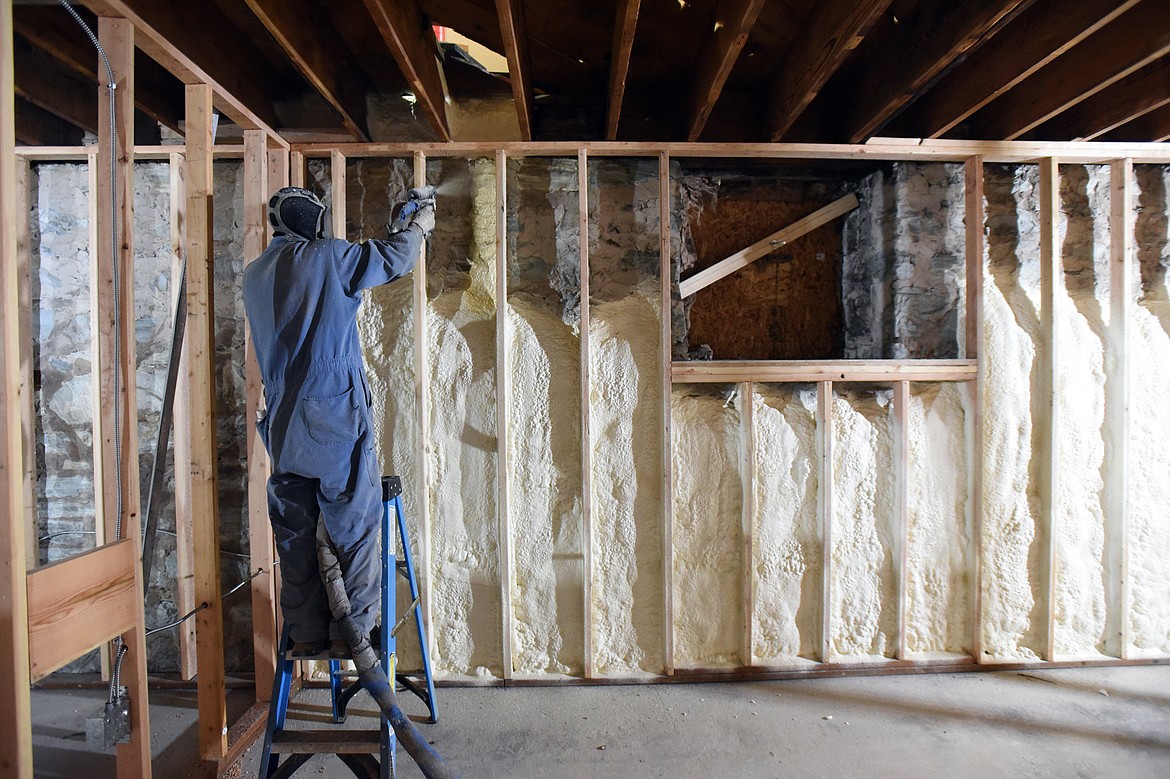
[
  {"left": 412, "top": 202, "right": 436, "bottom": 239},
  {"left": 386, "top": 185, "right": 438, "bottom": 238}
]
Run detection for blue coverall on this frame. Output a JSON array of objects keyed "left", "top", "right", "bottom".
[{"left": 242, "top": 228, "right": 424, "bottom": 644}]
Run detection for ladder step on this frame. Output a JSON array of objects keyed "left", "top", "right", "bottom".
[{"left": 271, "top": 729, "right": 382, "bottom": 755}]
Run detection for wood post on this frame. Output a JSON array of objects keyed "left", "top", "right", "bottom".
[
  {"left": 817, "top": 380, "right": 834, "bottom": 663},
  {"left": 579, "top": 149, "right": 594, "bottom": 677},
  {"left": 964, "top": 155, "right": 986, "bottom": 662},
  {"left": 265, "top": 146, "right": 288, "bottom": 651},
  {"left": 243, "top": 130, "right": 276, "bottom": 701},
  {"left": 169, "top": 151, "right": 197, "bottom": 681},
  {"left": 330, "top": 150, "right": 346, "bottom": 238},
  {"left": 893, "top": 380, "right": 910, "bottom": 660},
  {"left": 412, "top": 150, "right": 435, "bottom": 670},
  {"left": 659, "top": 151, "right": 674, "bottom": 675},
  {"left": 495, "top": 149, "right": 514, "bottom": 679},
  {"left": 15, "top": 157, "right": 36, "bottom": 569},
  {"left": 290, "top": 150, "right": 305, "bottom": 188},
  {"left": 185, "top": 83, "right": 227, "bottom": 761},
  {"left": 1107, "top": 158, "right": 1133, "bottom": 659},
  {"left": 1038, "top": 156, "right": 1060, "bottom": 663},
  {"left": 740, "top": 381, "right": 755, "bottom": 667},
  {"left": 0, "top": 1, "right": 34, "bottom": 772}
]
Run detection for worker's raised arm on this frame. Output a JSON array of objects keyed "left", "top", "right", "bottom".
[{"left": 339, "top": 225, "right": 425, "bottom": 294}]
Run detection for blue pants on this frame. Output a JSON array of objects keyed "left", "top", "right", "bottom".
[{"left": 259, "top": 367, "right": 382, "bottom": 643}]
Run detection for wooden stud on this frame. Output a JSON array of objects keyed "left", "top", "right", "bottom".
[
  {"left": 893, "top": 380, "right": 910, "bottom": 661},
  {"left": 605, "top": 0, "right": 640, "bottom": 140},
  {"left": 678, "top": 193, "right": 859, "bottom": 298},
  {"left": 494, "top": 0, "right": 534, "bottom": 141},
  {"left": 243, "top": 130, "right": 276, "bottom": 701},
  {"left": 26, "top": 539, "right": 139, "bottom": 682},
  {"left": 496, "top": 149, "right": 514, "bottom": 680},
  {"left": 740, "top": 381, "right": 756, "bottom": 667},
  {"left": 817, "top": 381, "right": 834, "bottom": 663},
  {"left": 686, "top": 0, "right": 767, "bottom": 142},
  {"left": 412, "top": 150, "right": 435, "bottom": 666},
  {"left": 0, "top": 0, "right": 34, "bottom": 771},
  {"left": 1107, "top": 158, "right": 1133, "bottom": 660},
  {"left": 264, "top": 147, "right": 288, "bottom": 651},
  {"left": 185, "top": 83, "right": 228, "bottom": 761},
  {"left": 15, "top": 157, "right": 35, "bottom": 569},
  {"left": 1038, "top": 157, "right": 1060, "bottom": 663},
  {"left": 290, "top": 151, "right": 305, "bottom": 188},
  {"left": 88, "top": 153, "right": 107, "bottom": 550},
  {"left": 672, "top": 359, "right": 977, "bottom": 384},
  {"left": 169, "top": 151, "right": 197, "bottom": 681},
  {"left": 660, "top": 151, "right": 674, "bottom": 675},
  {"left": 964, "top": 156, "right": 986, "bottom": 662},
  {"left": 768, "top": 0, "right": 893, "bottom": 141},
  {"left": 579, "top": 149, "right": 594, "bottom": 677},
  {"left": 330, "top": 149, "right": 346, "bottom": 238}
]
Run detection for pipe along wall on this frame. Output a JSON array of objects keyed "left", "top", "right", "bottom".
[{"left": 22, "top": 156, "right": 1170, "bottom": 679}]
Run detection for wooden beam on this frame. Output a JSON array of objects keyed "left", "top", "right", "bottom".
[
  {"left": 14, "top": 52, "right": 98, "bottom": 135},
  {"left": 330, "top": 149, "right": 346, "bottom": 238},
  {"left": 15, "top": 158, "right": 35, "bottom": 569},
  {"left": 81, "top": 0, "right": 286, "bottom": 144},
  {"left": 169, "top": 150, "right": 197, "bottom": 681},
  {"left": 605, "top": 0, "right": 640, "bottom": 140},
  {"left": 14, "top": 97, "right": 84, "bottom": 146},
  {"left": 412, "top": 150, "right": 435, "bottom": 670},
  {"left": 660, "top": 152, "right": 674, "bottom": 675},
  {"left": 1107, "top": 159, "right": 1133, "bottom": 659},
  {"left": 360, "top": 0, "right": 450, "bottom": 141},
  {"left": 1038, "top": 157, "right": 1059, "bottom": 663},
  {"left": 290, "top": 150, "right": 305, "bottom": 188},
  {"left": 678, "top": 193, "right": 859, "bottom": 297},
  {"left": 243, "top": 130, "right": 276, "bottom": 701},
  {"left": 969, "top": 1, "right": 1170, "bottom": 141},
  {"left": 1031, "top": 57, "right": 1170, "bottom": 141},
  {"left": 893, "top": 380, "right": 910, "bottom": 660},
  {"left": 817, "top": 381, "right": 834, "bottom": 662},
  {"left": 495, "top": 149, "right": 513, "bottom": 679},
  {"left": 14, "top": 7, "right": 183, "bottom": 134},
  {"left": 964, "top": 156, "right": 986, "bottom": 662},
  {"left": 894, "top": 0, "right": 1139, "bottom": 139},
  {"left": 686, "top": 0, "right": 766, "bottom": 142},
  {"left": 25, "top": 539, "right": 138, "bottom": 681},
  {"left": 579, "top": 149, "right": 594, "bottom": 677},
  {"left": 185, "top": 83, "right": 227, "bottom": 761},
  {"left": 1098, "top": 102, "right": 1170, "bottom": 143},
  {"left": 88, "top": 155, "right": 105, "bottom": 548},
  {"left": 767, "top": 0, "right": 891, "bottom": 142},
  {"left": 672, "top": 359, "right": 978, "bottom": 384},
  {"left": 494, "top": 0, "right": 534, "bottom": 141},
  {"left": 264, "top": 148, "right": 288, "bottom": 655},
  {"left": 843, "top": 0, "right": 1030, "bottom": 143},
  {"left": 0, "top": 1, "right": 34, "bottom": 771},
  {"left": 242, "top": 0, "right": 370, "bottom": 141},
  {"left": 740, "top": 381, "right": 756, "bottom": 667}
]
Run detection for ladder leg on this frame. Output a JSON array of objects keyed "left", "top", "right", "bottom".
[
  {"left": 395, "top": 495, "right": 438, "bottom": 723},
  {"left": 260, "top": 624, "right": 294, "bottom": 778},
  {"left": 330, "top": 659, "right": 345, "bottom": 723}
]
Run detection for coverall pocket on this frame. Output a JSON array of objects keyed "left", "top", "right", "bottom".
[{"left": 301, "top": 387, "right": 361, "bottom": 445}]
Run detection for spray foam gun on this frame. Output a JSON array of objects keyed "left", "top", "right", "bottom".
[{"left": 388, "top": 185, "right": 438, "bottom": 235}]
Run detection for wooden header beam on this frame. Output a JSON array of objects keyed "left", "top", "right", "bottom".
[
  {"left": 605, "top": 0, "right": 640, "bottom": 140},
  {"left": 495, "top": 0, "right": 534, "bottom": 141},
  {"left": 768, "top": 0, "right": 891, "bottom": 142},
  {"left": 672, "top": 359, "right": 978, "bottom": 384},
  {"left": 686, "top": 0, "right": 766, "bottom": 142},
  {"left": 679, "top": 193, "right": 858, "bottom": 297}
]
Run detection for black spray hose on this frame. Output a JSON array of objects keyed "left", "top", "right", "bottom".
[{"left": 316, "top": 528, "right": 458, "bottom": 779}]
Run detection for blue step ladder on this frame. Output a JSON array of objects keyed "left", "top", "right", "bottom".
[{"left": 258, "top": 476, "right": 438, "bottom": 779}]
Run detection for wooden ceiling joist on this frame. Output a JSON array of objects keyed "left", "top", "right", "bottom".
[
  {"left": 242, "top": 0, "right": 371, "bottom": 142},
  {"left": 685, "top": 0, "right": 766, "bottom": 142},
  {"left": 1031, "top": 57, "right": 1170, "bottom": 141},
  {"left": 767, "top": 0, "right": 892, "bottom": 142},
  {"left": 1099, "top": 102, "right": 1170, "bottom": 143},
  {"left": 843, "top": 0, "right": 1031, "bottom": 143},
  {"left": 361, "top": 0, "right": 451, "bottom": 142},
  {"left": 14, "top": 55, "right": 97, "bottom": 135},
  {"left": 892, "top": 0, "right": 1139, "bottom": 139},
  {"left": 605, "top": 0, "right": 640, "bottom": 140},
  {"left": 15, "top": 95, "right": 84, "bottom": 146},
  {"left": 969, "top": 0, "right": 1170, "bottom": 141},
  {"left": 14, "top": 7, "right": 182, "bottom": 134},
  {"left": 81, "top": 0, "right": 287, "bottom": 144},
  {"left": 494, "top": 0, "right": 534, "bottom": 141}
]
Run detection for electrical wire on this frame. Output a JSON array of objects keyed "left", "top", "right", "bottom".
[{"left": 143, "top": 564, "right": 277, "bottom": 638}]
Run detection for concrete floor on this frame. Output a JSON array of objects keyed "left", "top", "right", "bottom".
[{"left": 31, "top": 666, "right": 1170, "bottom": 778}]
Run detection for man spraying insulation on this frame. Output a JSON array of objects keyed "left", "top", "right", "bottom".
[{"left": 243, "top": 186, "right": 455, "bottom": 779}]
